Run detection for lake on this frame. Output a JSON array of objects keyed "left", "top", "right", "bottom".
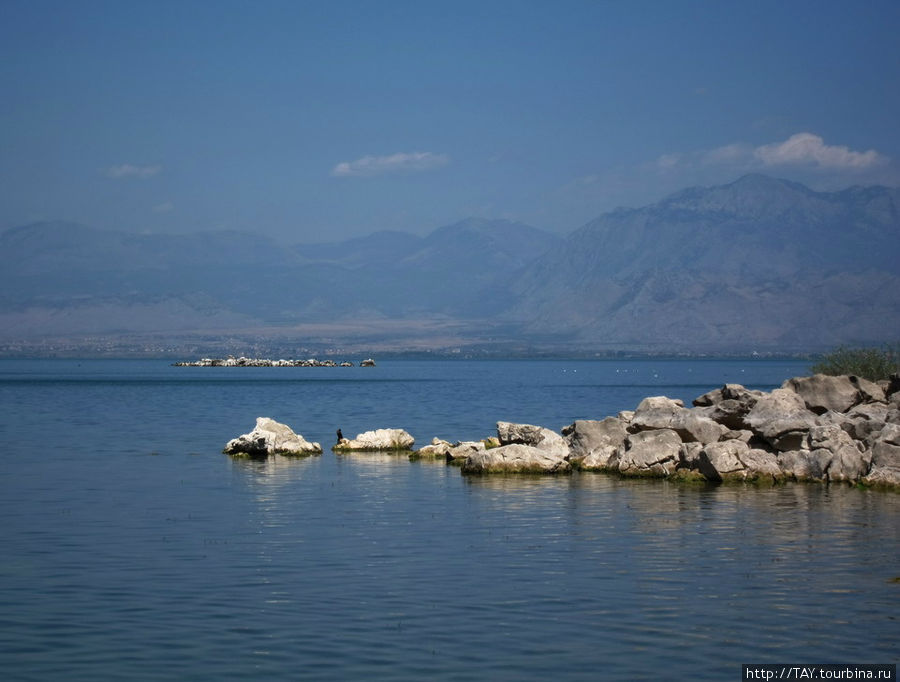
[{"left": 1, "top": 358, "right": 897, "bottom": 680}]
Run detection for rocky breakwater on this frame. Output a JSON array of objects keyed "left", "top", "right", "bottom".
[
  {"left": 561, "top": 373, "right": 900, "bottom": 488},
  {"left": 333, "top": 428, "right": 415, "bottom": 453},
  {"left": 224, "top": 417, "right": 322, "bottom": 457},
  {"left": 176, "top": 356, "right": 371, "bottom": 367}
]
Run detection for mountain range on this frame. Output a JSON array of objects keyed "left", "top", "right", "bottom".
[{"left": 1, "top": 174, "right": 898, "bottom": 354}]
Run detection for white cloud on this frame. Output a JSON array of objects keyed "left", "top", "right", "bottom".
[
  {"left": 656, "top": 133, "right": 888, "bottom": 175},
  {"left": 753, "top": 133, "right": 886, "bottom": 170},
  {"left": 106, "top": 163, "right": 162, "bottom": 179},
  {"left": 331, "top": 151, "right": 449, "bottom": 177},
  {"left": 152, "top": 201, "right": 174, "bottom": 213}
]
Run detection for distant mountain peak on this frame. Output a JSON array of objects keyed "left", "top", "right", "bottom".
[
  {"left": 728, "top": 172, "right": 786, "bottom": 188},
  {"left": 726, "top": 173, "right": 815, "bottom": 195},
  {"left": 506, "top": 175, "right": 900, "bottom": 350}
]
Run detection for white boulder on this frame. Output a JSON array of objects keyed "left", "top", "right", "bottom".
[{"left": 224, "top": 417, "right": 322, "bottom": 457}]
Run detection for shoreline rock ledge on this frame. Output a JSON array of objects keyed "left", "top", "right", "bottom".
[
  {"left": 448, "top": 373, "right": 900, "bottom": 489},
  {"left": 224, "top": 417, "right": 322, "bottom": 457},
  {"left": 560, "top": 373, "right": 899, "bottom": 488}
]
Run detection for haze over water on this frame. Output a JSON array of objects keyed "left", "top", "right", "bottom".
[{"left": 1, "top": 358, "right": 897, "bottom": 680}]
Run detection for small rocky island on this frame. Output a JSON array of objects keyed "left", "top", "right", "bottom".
[
  {"left": 223, "top": 373, "right": 900, "bottom": 490},
  {"left": 224, "top": 417, "right": 322, "bottom": 456},
  {"left": 176, "top": 356, "right": 375, "bottom": 367}
]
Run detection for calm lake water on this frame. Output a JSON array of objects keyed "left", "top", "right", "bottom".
[{"left": 0, "top": 358, "right": 897, "bottom": 680}]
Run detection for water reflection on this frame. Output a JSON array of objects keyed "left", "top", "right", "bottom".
[
  {"left": 229, "top": 453, "right": 318, "bottom": 491},
  {"left": 222, "top": 452, "right": 900, "bottom": 677},
  {"left": 333, "top": 450, "right": 414, "bottom": 465}
]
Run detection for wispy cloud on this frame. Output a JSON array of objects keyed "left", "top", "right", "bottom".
[
  {"left": 701, "top": 143, "right": 750, "bottom": 166},
  {"left": 656, "top": 153, "right": 681, "bottom": 170},
  {"left": 152, "top": 201, "right": 174, "bottom": 213},
  {"left": 106, "top": 163, "right": 162, "bottom": 179},
  {"left": 753, "top": 133, "right": 886, "bottom": 170},
  {"left": 331, "top": 151, "right": 449, "bottom": 178}
]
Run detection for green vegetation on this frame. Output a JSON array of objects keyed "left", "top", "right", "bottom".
[{"left": 811, "top": 344, "right": 899, "bottom": 382}]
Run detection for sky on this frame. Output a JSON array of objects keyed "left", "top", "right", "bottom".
[{"left": 2, "top": 0, "right": 899, "bottom": 243}]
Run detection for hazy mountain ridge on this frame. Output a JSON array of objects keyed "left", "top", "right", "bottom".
[
  {"left": 0, "top": 217, "right": 561, "bottom": 335},
  {"left": 503, "top": 174, "right": 900, "bottom": 350},
  {"left": 1, "top": 175, "right": 898, "bottom": 353}
]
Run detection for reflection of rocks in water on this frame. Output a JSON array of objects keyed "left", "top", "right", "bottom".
[
  {"left": 464, "top": 472, "right": 578, "bottom": 493},
  {"left": 229, "top": 452, "right": 317, "bottom": 490},
  {"left": 334, "top": 450, "right": 423, "bottom": 477},
  {"left": 408, "top": 454, "right": 452, "bottom": 467}
]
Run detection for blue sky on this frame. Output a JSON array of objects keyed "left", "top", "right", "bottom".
[{"left": 2, "top": 0, "right": 898, "bottom": 242}]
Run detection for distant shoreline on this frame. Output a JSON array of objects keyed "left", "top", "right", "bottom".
[{"left": 0, "top": 344, "right": 818, "bottom": 362}]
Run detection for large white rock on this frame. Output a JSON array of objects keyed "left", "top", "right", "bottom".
[
  {"left": 631, "top": 396, "right": 726, "bottom": 444},
  {"left": 496, "top": 421, "right": 569, "bottom": 458},
  {"left": 462, "top": 444, "right": 571, "bottom": 474},
  {"left": 563, "top": 418, "right": 628, "bottom": 470},
  {"left": 862, "top": 424, "right": 900, "bottom": 488},
  {"left": 744, "top": 388, "right": 818, "bottom": 451},
  {"left": 224, "top": 417, "right": 322, "bottom": 457},
  {"left": 697, "top": 440, "right": 749, "bottom": 481},
  {"left": 612, "top": 429, "right": 682, "bottom": 477},
  {"left": 783, "top": 374, "right": 862, "bottom": 414},
  {"left": 334, "top": 428, "right": 415, "bottom": 451},
  {"left": 807, "top": 425, "right": 870, "bottom": 482}
]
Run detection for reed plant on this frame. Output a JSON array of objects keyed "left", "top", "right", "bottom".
[{"left": 810, "top": 344, "right": 899, "bottom": 382}]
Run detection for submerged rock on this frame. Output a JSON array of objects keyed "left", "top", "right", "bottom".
[
  {"left": 224, "top": 417, "right": 322, "bottom": 457},
  {"left": 333, "top": 428, "right": 415, "bottom": 451}
]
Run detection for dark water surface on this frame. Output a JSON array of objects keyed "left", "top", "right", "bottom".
[{"left": 1, "top": 359, "right": 897, "bottom": 680}]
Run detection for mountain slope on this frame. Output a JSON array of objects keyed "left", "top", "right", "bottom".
[
  {"left": 0, "top": 218, "right": 561, "bottom": 336},
  {"left": 2, "top": 176, "right": 897, "bottom": 352},
  {"left": 504, "top": 175, "right": 900, "bottom": 350}
]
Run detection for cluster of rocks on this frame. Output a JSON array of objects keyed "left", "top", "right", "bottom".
[
  {"left": 222, "top": 373, "right": 900, "bottom": 490},
  {"left": 474, "top": 373, "right": 899, "bottom": 487},
  {"left": 176, "top": 356, "right": 375, "bottom": 367}
]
